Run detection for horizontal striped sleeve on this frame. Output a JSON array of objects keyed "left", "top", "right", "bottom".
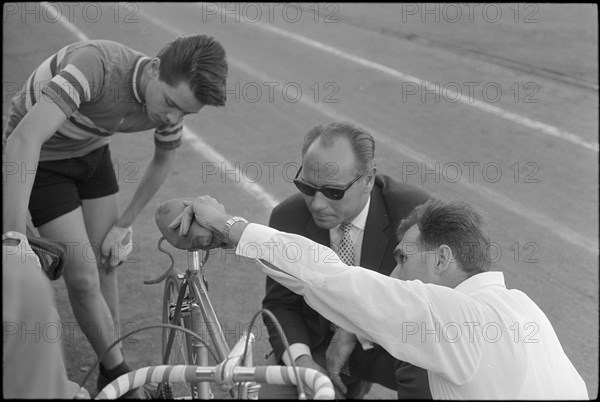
[
  {"left": 154, "top": 122, "right": 183, "bottom": 150},
  {"left": 42, "top": 73, "right": 80, "bottom": 116},
  {"left": 62, "top": 64, "right": 92, "bottom": 101},
  {"left": 40, "top": 44, "right": 105, "bottom": 116}
]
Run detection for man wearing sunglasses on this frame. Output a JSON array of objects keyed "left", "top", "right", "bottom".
[{"left": 261, "top": 122, "right": 432, "bottom": 398}]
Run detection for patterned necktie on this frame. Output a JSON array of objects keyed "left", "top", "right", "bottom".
[
  {"left": 333, "top": 223, "right": 373, "bottom": 353},
  {"left": 337, "top": 223, "right": 354, "bottom": 265}
]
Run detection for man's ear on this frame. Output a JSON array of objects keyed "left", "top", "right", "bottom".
[
  {"left": 149, "top": 57, "right": 161, "bottom": 78},
  {"left": 435, "top": 244, "right": 453, "bottom": 273},
  {"left": 363, "top": 167, "right": 377, "bottom": 193}
]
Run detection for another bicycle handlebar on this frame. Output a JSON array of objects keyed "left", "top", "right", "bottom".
[{"left": 95, "top": 364, "right": 335, "bottom": 399}]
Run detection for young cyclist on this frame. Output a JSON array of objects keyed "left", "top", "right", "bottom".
[{"left": 2, "top": 35, "right": 228, "bottom": 395}]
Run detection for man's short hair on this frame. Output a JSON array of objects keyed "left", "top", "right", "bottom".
[
  {"left": 397, "top": 199, "right": 492, "bottom": 275},
  {"left": 157, "top": 34, "right": 228, "bottom": 106},
  {"left": 301, "top": 121, "right": 376, "bottom": 173}
]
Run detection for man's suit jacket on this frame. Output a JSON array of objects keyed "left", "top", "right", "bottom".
[{"left": 262, "top": 174, "right": 432, "bottom": 398}]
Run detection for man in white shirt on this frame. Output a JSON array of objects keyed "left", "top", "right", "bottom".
[{"left": 167, "top": 196, "right": 589, "bottom": 399}]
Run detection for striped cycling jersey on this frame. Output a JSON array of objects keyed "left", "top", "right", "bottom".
[{"left": 3, "top": 40, "right": 182, "bottom": 161}]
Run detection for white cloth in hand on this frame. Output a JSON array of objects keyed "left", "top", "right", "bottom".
[{"left": 101, "top": 225, "right": 133, "bottom": 267}]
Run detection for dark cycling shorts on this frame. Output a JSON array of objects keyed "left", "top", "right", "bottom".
[{"left": 29, "top": 145, "right": 119, "bottom": 227}]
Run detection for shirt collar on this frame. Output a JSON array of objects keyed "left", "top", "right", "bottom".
[
  {"left": 132, "top": 56, "right": 151, "bottom": 105},
  {"left": 352, "top": 196, "right": 371, "bottom": 231},
  {"left": 454, "top": 271, "right": 506, "bottom": 294}
]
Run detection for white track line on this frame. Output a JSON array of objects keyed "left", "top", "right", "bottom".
[
  {"left": 41, "top": 2, "right": 88, "bottom": 41},
  {"left": 45, "top": 3, "right": 598, "bottom": 255},
  {"left": 182, "top": 127, "right": 279, "bottom": 210},
  {"left": 214, "top": 4, "right": 597, "bottom": 153}
]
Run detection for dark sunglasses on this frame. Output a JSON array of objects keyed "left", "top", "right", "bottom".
[{"left": 293, "top": 166, "right": 365, "bottom": 200}]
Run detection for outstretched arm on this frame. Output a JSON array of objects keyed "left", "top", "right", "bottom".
[{"left": 167, "top": 195, "right": 483, "bottom": 385}]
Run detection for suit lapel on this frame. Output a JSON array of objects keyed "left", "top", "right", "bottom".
[{"left": 360, "top": 186, "right": 392, "bottom": 273}]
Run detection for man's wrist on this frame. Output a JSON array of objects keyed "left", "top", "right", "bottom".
[
  {"left": 115, "top": 212, "right": 134, "bottom": 228},
  {"left": 222, "top": 216, "right": 249, "bottom": 244},
  {"left": 281, "top": 343, "right": 312, "bottom": 366}
]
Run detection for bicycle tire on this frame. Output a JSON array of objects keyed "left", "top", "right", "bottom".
[{"left": 159, "top": 272, "right": 197, "bottom": 398}]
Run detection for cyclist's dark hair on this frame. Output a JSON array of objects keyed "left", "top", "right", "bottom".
[
  {"left": 396, "top": 199, "right": 492, "bottom": 276},
  {"left": 157, "top": 35, "right": 228, "bottom": 106},
  {"left": 301, "top": 121, "right": 375, "bottom": 174}
]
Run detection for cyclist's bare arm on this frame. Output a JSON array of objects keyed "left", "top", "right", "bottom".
[
  {"left": 116, "top": 146, "right": 177, "bottom": 228},
  {"left": 3, "top": 101, "right": 68, "bottom": 233}
]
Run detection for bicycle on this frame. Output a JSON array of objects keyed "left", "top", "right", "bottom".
[
  {"left": 146, "top": 237, "right": 252, "bottom": 399},
  {"left": 94, "top": 198, "right": 332, "bottom": 399},
  {"left": 85, "top": 308, "right": 334, "bottom": 399}
]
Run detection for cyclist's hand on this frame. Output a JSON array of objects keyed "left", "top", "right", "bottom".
[
  {"left": 326, "top": 328, "right": 358, "bottom": 396},
  {"left": 100, "top": 224, "right": 133, "bottom": 269}
]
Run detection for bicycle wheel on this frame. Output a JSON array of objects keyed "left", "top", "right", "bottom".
[{"left": 159, "top": 272, "right": 197, "bottom": 398}]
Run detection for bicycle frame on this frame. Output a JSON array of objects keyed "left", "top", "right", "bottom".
[{"left": 156, "top": 241, "right": 261, "bottom": 399}]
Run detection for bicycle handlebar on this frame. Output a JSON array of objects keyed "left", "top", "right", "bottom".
[{"left": 95, "top": 364, "right": 335, "bottom": 399}]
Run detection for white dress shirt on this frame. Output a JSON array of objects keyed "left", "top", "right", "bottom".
[{"left": 236, "top": 223, "right": 589, "bottom": 399}]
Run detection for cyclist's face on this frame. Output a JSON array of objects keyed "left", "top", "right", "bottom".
[
  {"left": 300, "top": 137, "right": 374, "bottom": 230},
  {"left": 144, "top": 64, "right": 205, "bottom": 127}
]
